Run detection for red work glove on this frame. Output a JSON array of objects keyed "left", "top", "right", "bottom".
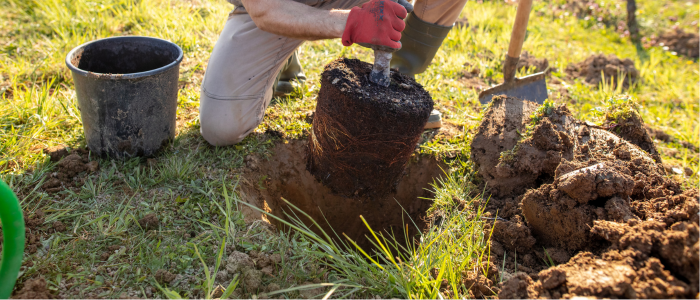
[{"left": 342, "top": 0, "right": 407, "bottom": 50}]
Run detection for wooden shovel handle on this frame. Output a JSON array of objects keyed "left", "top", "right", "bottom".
[{"left": 504, "top": 0, "right": 534, "bottom": 82}]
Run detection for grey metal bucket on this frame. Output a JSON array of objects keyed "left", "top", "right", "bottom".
[{"left": 66, "top": 36, "right": 183, "bottom": 158}]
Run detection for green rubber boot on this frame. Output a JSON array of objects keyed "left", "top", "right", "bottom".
[
  {"left": 392, "top": 13, "right": 452, "bottom": 129},
  {"left": 390, "top": 12, "right": 453, "bottom": 76},
  {"left": 273, "top": 50, "right": 307, "bottom": 97}
]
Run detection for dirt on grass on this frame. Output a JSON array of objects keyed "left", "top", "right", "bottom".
[
  {"left": 470, "top": 96, "right": 698, "bottom": 298},
  {"left": 565, "top": 54, "right": 639, "bottom": 89},
  {"left": 41, "top": 146, "right": 99, "bottom": 193},
  {"left": 240, "top": 140, "right": 446, "bottom": 251},
  {"left": 517, "top": 51, "right": 553, "bottom": 74},
  {"left": 650, "top": 28, "right": 700, "bottom": 58}
]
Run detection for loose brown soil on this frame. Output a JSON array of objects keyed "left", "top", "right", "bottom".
[
  {"left": 11, "top": 277, "right": 56, "bottom": 299},
  {"left": 517, "top": 51, "right": 553, "bottom": 74},
  {"left": 565, "top": 54, "right": 639, "bottom": 89},
  {"left": 307, "top": 58, "right": 433, "bottom": 198},
  {"left": 41, "top": 146, "right": 99, "bottom": 193},
  {"left": 240, "top": 140, "right": 445, "bottom": 251},
  {"left": 603, "top": 110, "right": 663, "bottom": 163},
  {"left": 653, "top": 28, "right": 700, "bottom": 58},
  {"left": 470, "top": 96, "right": 698, "bottom": 298}
]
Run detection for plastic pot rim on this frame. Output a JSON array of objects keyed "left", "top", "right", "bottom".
[{"left": 65, "top": 35, "right": 183, "bottom": 80}]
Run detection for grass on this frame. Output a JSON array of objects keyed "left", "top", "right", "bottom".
[{"left": 1, "top": 0, "right": 698, "bottom": 298}]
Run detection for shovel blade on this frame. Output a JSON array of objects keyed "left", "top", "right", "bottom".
[{"left": 478, "top": 72, "right": 548, "bottom": 104}]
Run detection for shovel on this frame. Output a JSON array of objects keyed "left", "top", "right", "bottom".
[
  {"left": 362, "top": 0, "right": 414, "bottom": 87},
  {"left": 478, "top": 0, "right": 548, "bottom": 104}
]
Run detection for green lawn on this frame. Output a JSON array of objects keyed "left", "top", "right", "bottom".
[{"left": 0, "top": 0, "right": 697, "bottom": 298}]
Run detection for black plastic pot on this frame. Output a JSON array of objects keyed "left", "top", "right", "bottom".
[{"left": 66, "top": 36, "right": 183, "bottom": 158}]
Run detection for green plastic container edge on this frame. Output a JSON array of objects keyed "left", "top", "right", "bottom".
[{"left": 0, "top": 179, "right": 25, "bottom": 299}]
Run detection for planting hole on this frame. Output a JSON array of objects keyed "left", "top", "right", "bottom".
[{"left": 240, "top": 141, "right": 446, "bottom": 251}]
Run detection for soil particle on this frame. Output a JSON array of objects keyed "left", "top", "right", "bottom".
[
  {"left": 11, "top": 277, "right": 56, "bottom": 299},
  {"left": 491, "top": 218, "right": 536, "bottom": 252},
  {"left": 40, "top": 147, "right": 98, "bottom": 193},
  {"left": 23, "top": 210, "right": 45, "bottom": 254},
  {"left": 307, "top": 58, "right": 433, "bottom": 198},
  {"left": 138, "top": 213, "right": 159, "bottom": 230},
  {"left": 44, "top": 146, "right": 69, "bottom": 162},
  {"left": 226, "top": 251, "right": 254, "bottom": 274},
  {"left": 565, "top": 54, "right": 639, "bottom": 89},
  {"left": 51, "top": 220, "right": 67, "bottom": 232},
  {"left": 242, "top": 268, "right": 263, "bottom": 292},
  {"left": 463, "top": 272, "right": 495, "bottom": 298},
  {"left": 154, "top": 269, "right": 176, "bottom": 284},
  {"left": 544, "top": 247, "right": 570, "bottom": 264},
  {"left": 498, "top": 272, "right": 541, "bottom": 299},
  {"left": 655, "top": 28, "right": 700, "bottom": 58}
]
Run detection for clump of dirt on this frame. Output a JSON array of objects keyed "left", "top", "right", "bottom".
[
  {"left": 240, "top": 140, "right": 445, "bottom": 251},
  {"left": 307, "top": 58, "right": 433, "bottom": 198},
  {"left": 23, "top": 210, "right": 46, "bottom": 254},
  {"left": 11, "top": 277, "right": 56, "bottom": 299},
  {"left": 470, "top": 96, "right": 698, "bottom": 298},
  {"left": 652, "top": 28, "right": 700, "bottom": 58},
  {"left": 517, "top": 51, "right": 552, "bottom": 74},
  {"left": 155, "top": 269, "right": 176, "bottom": 285},
  {"left": 41, "top": 147, "right": 99, "bottom": 193},
  {"left": 565, "top": 54, "right": 639, "bottom": 89},
  {"left": 599, "top": 100, "right": 662, "bottom": 163},
  {"left": 138, "top": 213, "right": 159, "bottom": 230}
]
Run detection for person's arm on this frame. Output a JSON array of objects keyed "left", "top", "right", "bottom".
[{"left": 241, "top": 0, "right": 349, "bottom": 40}]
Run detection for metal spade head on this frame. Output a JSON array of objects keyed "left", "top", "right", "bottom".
[{"left": 478, "top": 71, "right": 548, "bottom": 104}]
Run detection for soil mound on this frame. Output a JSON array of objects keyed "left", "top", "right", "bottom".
[
  {"left": 565, "top": 54, "right": 638, "bottom": 89},
  {"left": 241, "top": 140, "right": 445, "bottom": 251},
  {"left": 470, "top": 96, "right": 697, "bottom": 298},
  {"left": 517, "top": 51, "right": 552, "bottom": 74},
  {"left": 657, "top": 28, "right": 700, "bottom": 58},
  {"left": 307, "top": 58, "right": 433, "bottom": 198},
  {"left": 41, "top": 147, "right": 99, "bottom": 193},
  {"left": 602, "top": 107, "right": 662, "bottom": 163}
]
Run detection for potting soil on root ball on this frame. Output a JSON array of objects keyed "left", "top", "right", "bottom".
[{"left": 307, "top": 58, "right": 433, "bottom": 198}]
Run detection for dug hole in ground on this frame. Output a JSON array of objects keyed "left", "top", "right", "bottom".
[{"left": 239, "top": 58, "right": 441, "bottom": 251}]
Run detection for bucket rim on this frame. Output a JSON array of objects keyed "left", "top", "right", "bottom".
[{"left": 65, "top": 36, "right": 184, "bottom": 80}]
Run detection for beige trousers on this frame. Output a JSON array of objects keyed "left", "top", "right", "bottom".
[{"left": 199, "top": 0, "right": 467, "bottom": 146}]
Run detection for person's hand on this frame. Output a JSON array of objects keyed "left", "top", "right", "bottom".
[{"left": 341, "top": 0, "right": 407, "bottom": 50}]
